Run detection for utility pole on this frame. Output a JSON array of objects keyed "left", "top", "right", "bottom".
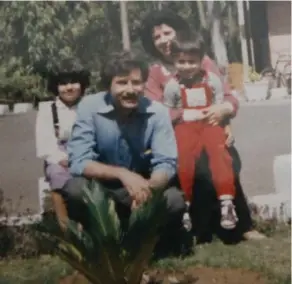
[{"left": 120, "top": 1, "right": 130, "bottom": 50}]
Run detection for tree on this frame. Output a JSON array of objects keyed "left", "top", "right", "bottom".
[{"left": 0, "top": 1, "right": 242, "bottom": 102}]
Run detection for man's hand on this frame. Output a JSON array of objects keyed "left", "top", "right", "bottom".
[
  {"left": 117, "top": 168, "right": 151, "bottom": 207},
  {"left": 202, "top": 103, "right": 233, "bottom": 126},
  {"left": 59, "top": 159, "right": 69, "bottom": 168}
]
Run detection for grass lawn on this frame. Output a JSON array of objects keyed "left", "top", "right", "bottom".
[{"left": 0, "top": 225, "right": 290, "bottom": 284}]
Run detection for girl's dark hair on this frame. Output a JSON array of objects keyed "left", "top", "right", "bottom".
[
  {"left": 140, "top": 9, "right": 190, "bottom": 59},
  {"left": 47, "top": 58, "right": 90, "bottom": 96},
  {"left": 171, "top": 33, "right": 205, "bottom": 59},
  {"left": 99, "top": 50, "right": 149, "bottom": 89}
]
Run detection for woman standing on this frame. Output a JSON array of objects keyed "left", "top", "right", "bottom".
[
  {"left": 36, "top": 59, "right": 90, "bottom": 229},
  {"left": 140, "top": 9, "right": 265, "bottom": 243}
]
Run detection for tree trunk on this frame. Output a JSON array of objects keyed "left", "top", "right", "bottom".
[
  {"left": 207, "top": 1, "right": 229, "bottom": 70},
  {"left": 120, "top": 1, "right": 130, "bottom": 50},
  {"left": 197, "top": 1, "right": 207, "bottom": 29}
]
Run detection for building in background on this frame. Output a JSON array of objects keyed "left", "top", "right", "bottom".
[{"left": 247, "top": 0, "right": 291, "bottom": 72}]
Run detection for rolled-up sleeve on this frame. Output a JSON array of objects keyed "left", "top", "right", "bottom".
[
  {"left": 150, "top": 106, "right": 178, "bottom": 181},
  {"left": 67, "top": 98, "right": 99, "bottom": 176}
]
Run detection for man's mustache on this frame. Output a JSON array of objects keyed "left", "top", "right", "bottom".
[{"left": 122, "top": 93, "right": 138, "bottom": 99}]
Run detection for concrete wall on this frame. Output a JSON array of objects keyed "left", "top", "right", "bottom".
[{"left": 267, "top": 1, "right": 291, "bottom": 68}]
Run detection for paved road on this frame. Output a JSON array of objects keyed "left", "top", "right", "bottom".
[
  {"left": 0, "top": 111, "right": 43, "bottom": 216},
  {"left": 232, "top": 100, "right": 291, "bottom": 196},
  {"left": 0, "top": 100, "right": 290, "bottom": 216}
]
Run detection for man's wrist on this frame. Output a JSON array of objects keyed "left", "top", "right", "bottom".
[{"left": 115, "top": 167, "right": 127, "bottom": 180}]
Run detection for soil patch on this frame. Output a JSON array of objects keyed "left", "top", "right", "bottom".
[
  {"left": 143, "top": 266, "right": 268, "bottom": 284},
  {"left": 59, "top": 267, "right": 269, "bottom": 284}
]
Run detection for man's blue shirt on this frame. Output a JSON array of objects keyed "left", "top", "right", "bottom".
[{"left": 67, "top": 92, "right": 177, "bottom": 181}]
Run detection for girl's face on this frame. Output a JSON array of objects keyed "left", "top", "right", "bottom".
[
  {"left": 58, "top": 81, "right": 82, "bottom": 105},
  {"left": 152, "top": 24, "right": 176, "bottom": 58}
]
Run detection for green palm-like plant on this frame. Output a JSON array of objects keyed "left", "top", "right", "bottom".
[{"left": 36, "top": 180, "right": 168, "bottom": 284}]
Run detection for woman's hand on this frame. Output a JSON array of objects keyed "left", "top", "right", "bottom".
[
  {"left": 203, "top": 102, "right": 234, "bottom": 126},
  {"left": 224, "top": 125, "right": 235, "bottom": 147}
]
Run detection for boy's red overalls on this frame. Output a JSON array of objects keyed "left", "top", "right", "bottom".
[{"left": 175, "top": 74, "right": 235, "bottom": 202}]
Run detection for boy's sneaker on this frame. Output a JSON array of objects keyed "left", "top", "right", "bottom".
[
  {"left": 182, "top": 202, "right": 192, "bottom": 232},
  {"left": 183, "top": 211, "right": 192, "bottom": 232},
  {"left": 220, "top": 199, "right": 238, "bottom": 230}
]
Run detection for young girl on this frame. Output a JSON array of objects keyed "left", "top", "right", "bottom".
[
  {"left": 36, "top": 59, "right": 90, "bottom": 228},
  {"left": 163, "top": 35, "right": 238, "bottom": 230}
]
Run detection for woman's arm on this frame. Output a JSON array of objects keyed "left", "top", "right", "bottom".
[
  {"left": 201, "top": 55, "right": 239, "bottom": 117},
  {"left": 145, "top": 65, "right": 183, "bottom": 124}
]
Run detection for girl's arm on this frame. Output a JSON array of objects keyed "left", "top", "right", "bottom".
[{"left": 36, "top": 103, "right": 67, "bottom": 164}]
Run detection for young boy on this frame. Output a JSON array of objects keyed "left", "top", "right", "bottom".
[{"left": 163, "top": 35, "right": 238, "bottom": 230}]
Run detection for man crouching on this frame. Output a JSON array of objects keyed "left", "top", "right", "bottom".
[{"left": 63, "top": 50, "right": 186, "bottom": 257}]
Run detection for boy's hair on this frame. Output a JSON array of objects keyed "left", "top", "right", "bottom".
[
  {"left": 171, "top": 33, "right": 205, "bottom": 59},
  {"left": 100, "top": 50, "right": 149, "bottom": 89},
  {"left": 140, "top": 9, "right": 190, "bottom": 59}
]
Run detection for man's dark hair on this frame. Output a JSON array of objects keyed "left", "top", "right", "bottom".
[
  {"left": 140, "top": 9, "right": 190, "bottom": 59},
  {"left": 47, "top": 58, "right": 90, "bottom": 96},
  {"left": 171, "top": 33, "right": 205, "bottom": 59},
  {"left": 99, "top": 50, "right": 149, "bottom": 89}
]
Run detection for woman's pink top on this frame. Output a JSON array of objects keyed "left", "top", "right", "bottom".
[{"left": 145, "top": 55, "right": 238, "bottom": 123}]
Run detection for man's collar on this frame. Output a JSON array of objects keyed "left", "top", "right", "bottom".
[{"left": 96, "top": 92, "right": 156, "bottom": 114}]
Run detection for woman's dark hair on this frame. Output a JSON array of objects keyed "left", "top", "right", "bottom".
[
  {"left": 140, "top": 9, "right": 190, "bottom": 59},
  {"left": 99, "top": 50, "right": 149, "bottom": 89},
  {"left": 47, "top": 58, "right": 90, "bottom": 96},
  {"left": 171, "top": 33, "right": 205, "bottom": 59}
]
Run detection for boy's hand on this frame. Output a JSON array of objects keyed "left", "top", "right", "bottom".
[{"left": 225, "top": 125, "right": 235, "bottom": 147}]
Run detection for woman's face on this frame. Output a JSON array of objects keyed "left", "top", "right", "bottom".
[
  {"left": 152, "top": 24, "right": 176, "bottom": 58},
  {"left": 58, "top": 82, "right": 82, "bottom": 105}
]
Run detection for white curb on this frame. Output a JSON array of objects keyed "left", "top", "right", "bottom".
[
  {"left": 13, "top": 103, "right": 33, "bottom": 114},
  {"left": 244, "top": 82, "right": 268, "bottom": 101},
  {"left": 0, "top": 104, "right": 9, "bottom": 115},
  {"left": 249, "top": 192, "right": 291, "bottom": 223},
  {"left": 0, "top": 214, "right": 42, "bottom": 226},
  {"left": 249, "top": 154, "right": 291, "bottom": 223},
  {"left": 273, "top": 154, "right": 291, "bottom": 195}
]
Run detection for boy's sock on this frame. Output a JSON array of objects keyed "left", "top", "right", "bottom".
[{"left": 219, "top": 195, "right": 238, "bottom": 230}]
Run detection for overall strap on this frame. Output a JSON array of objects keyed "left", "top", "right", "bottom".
[
  {"left": 51, "top": 102, "right": 60, "bottom": 139},
  {"left": 180, "top": 72, "right": 213, "bottom": 109}
]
